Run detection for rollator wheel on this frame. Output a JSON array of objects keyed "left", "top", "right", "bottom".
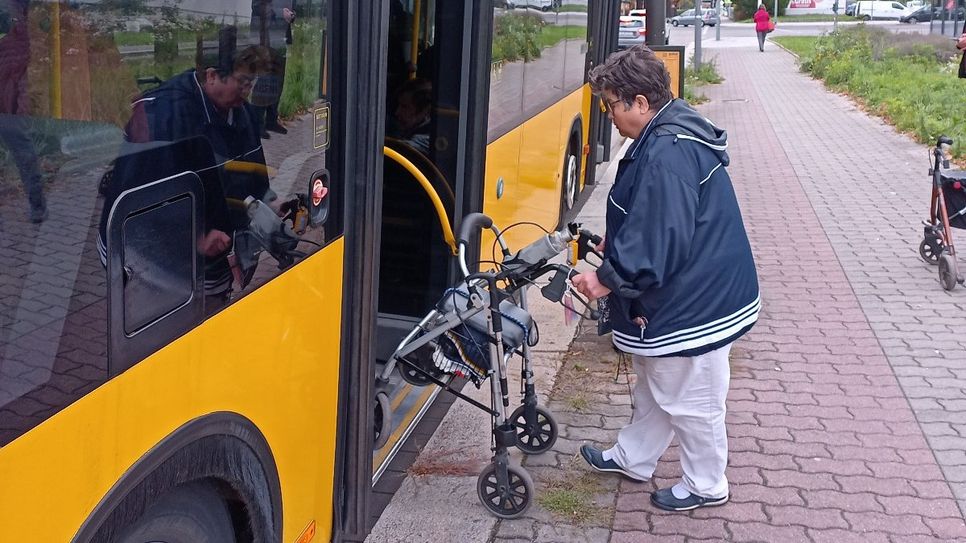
[
  {"left": 920, "top": 238, "right": 942, "bottom": 265},
  {"left": 476, "top": 462, "right": 534, "bottom": 519},
  {"left": 510, "top": 404, "right": 558, "bottom": 454},
  {"left": 373, "top": 391, "right": 391, "bottom": 450},
  {"left": 398, "top": 344, "right": 443, "bottom": 386},
  {"left": 939, "top": 254, "right": 958, "bottom": 291}
]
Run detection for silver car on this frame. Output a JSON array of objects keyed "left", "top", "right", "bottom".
[
  {"left": 670, "top": 8, "right": 719, "bottom": 26},
  {"left": 618, "top": 16, "right": 647, "bottom": 49},
  {"left": 617, "top": 15, "right": 671, "bottom": 48}
]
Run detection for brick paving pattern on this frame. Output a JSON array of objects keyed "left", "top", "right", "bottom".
[{"left": 488, "top": 41, "right": 966, "bottom": 542}]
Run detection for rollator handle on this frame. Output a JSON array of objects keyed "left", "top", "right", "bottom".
[
  {"left": 541, "top": 266, "right": 578, "bottom": 303},
  {"left": 457, "top": 213, "right": 493, "bottom": 246}
]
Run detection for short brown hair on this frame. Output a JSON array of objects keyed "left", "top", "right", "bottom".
[{"left": 588, "top": 45, "right": 672, "bottom": 111}]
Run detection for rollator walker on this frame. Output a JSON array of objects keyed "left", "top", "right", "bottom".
[
  {"left": 373, "top": 212, "right": 601, "bottom": 518},
  {"left": 919, "top": 136, "right": 966, "bottom": 290}
]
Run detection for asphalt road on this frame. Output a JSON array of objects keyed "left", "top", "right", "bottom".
[{"left": 666, "top": 17, "right": 939, "bottom": 47}]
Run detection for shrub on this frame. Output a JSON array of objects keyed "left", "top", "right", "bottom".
[
  {"left": 492, "top": 12, "right": 544, "bottom": 64},
  {"left": 796, "top": 26, "right": 966, "bottom": 158}
]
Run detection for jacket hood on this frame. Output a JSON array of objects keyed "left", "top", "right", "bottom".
[{"left": 641, "top": 98, "right": 730, "bottom": 165}]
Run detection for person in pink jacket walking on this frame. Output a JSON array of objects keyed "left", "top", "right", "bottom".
[{"left": 754, "top": 5, "right": 771, "bottom": 52}]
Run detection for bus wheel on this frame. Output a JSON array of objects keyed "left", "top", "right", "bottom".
[
  {"left": 559, "top": 136, "right": 581, "bottom": 225},
  {"left": 118, "top": 482, "right": 236, "bottom": 543},
  {"left": 374, "top": 391, "right": 391, "bottom": 450}
]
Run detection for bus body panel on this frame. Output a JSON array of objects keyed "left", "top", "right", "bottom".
[
  {"left": 482, "top": 85, "right": 588, "bottom": 253},
  {"left": 0, "top": 241, "right": 345, "bottom": 542}
]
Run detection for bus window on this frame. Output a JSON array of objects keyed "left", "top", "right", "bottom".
[
  {"left": 0, "top": 0, "right": 339, "bottom": 446},
  {"left": 488, "top": 6, "right": 526, "bottom": 142}
]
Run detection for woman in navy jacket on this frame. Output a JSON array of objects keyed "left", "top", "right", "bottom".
[{"left": 573, "top": 45, "right": 759, "bottom": 512}]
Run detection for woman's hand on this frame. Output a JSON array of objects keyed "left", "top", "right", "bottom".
[
  {"left": 199, "top": 229, "right": 231, "bottom": 257},
  {"left": 571, "top": 271, "right": 612, "bottom": 301}
]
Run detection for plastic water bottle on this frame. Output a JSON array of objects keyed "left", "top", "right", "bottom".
[{"left": 512, "top": 229, "right": 571, "bottom": 266}]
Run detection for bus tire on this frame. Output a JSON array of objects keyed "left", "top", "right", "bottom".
[
  {"left": 117, "top": 482, "right": 235, "bottom": 543},
  {"left": 559, "top": 128, "right": 582, "bottom": 226}
]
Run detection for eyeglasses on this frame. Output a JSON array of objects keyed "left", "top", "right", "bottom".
[
  {"left": 602, "top": 97, "right": 625, "bottom": 113},
  {"left": 231, "top": 73, "right": 256, "bottom": 88}
]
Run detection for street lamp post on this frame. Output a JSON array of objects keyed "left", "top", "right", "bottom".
[
  {"left": 716, "top": 0, "right": 721, "bottom": 40},
  {"left": 694, "top": 0, "right": 702, "bottom": 70}
]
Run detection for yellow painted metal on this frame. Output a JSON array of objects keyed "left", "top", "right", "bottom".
[
  {"left": 50, "top": 2, "right": 62, "bottom": 119},
  {"left": 481, "top": 86, "right": 589, "bottom": 258},
  {"left": 384, "top": 146, "right": 458, "bottom": 255},
  {"left": 410, "top": 0, "right": 423, "bottom": 79},
  {"left": 224, "top": 159, "right": 278, "bottom": 177},
  {"left": 0, "top": 242, "right": 346, "bottom": 543}
]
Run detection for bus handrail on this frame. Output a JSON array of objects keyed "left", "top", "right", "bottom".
[
  {"left": 384, "top": 137, "right": 456, "bottom": 205},
  {"left": 383, "top": 146, "right": 458, "bottom": 255}
]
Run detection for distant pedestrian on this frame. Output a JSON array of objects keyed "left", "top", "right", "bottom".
[
  {"left": 572, "top": 44, "right": 760, "bottom": 512},
  {"left": 754, "top": 5, "right": 771, "bottom": 52}
]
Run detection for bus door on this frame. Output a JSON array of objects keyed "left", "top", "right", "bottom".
[
  {"left": 371, "top": 0, "right": 490, "bottom": 484},
  {"left": 587, "top": 0, "right": 621, "bottom": 170}
]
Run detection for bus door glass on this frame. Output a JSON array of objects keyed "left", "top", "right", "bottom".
[
  {"left": 373, "top": 0, "right": 472, "bottom": 478},
  {"left": 0, "top": 0, "right": 340, "bottom": 446}
]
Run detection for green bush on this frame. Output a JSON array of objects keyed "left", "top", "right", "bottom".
[
  {"left": 279, "top": 20, "right": 323, "bottom": 118},
  {"left": 796, "top": 26, "right": 966, "bottom": 158},
  {"left": 492, "top": 12, "right": 544, "bottom": 64}
]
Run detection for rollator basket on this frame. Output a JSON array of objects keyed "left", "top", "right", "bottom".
[
  {"left": 940, "top": 170, "right": 966, "bottom": 230},
  {"left": 437, "top": 283, "right": 533, "bottom": 350}
]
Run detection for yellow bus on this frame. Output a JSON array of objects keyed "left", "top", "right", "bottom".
[{"left": 0, "top": 0, "right": 617, "bottom": 541}]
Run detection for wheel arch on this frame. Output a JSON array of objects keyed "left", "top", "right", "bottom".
[
  {"left": 72, "top": 412, "right": 283, "bottom": 543},
  {"left": 567, "top": 114, "right": 585, "bottom": 189}
]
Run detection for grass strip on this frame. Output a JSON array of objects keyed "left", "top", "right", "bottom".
[{"left": 777, "top": 27, "right": 966, "bottom": 158}]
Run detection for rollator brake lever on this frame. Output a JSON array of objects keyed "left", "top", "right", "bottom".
[{"left": 541, "top": 266, "right": 576, "bottom": 302}]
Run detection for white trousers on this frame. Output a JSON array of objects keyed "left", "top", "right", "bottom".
[{"left": 603, "top": 342, "right": 732, "bottom": 499}]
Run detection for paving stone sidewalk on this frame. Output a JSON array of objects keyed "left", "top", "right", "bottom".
[{"left": 484, "top": 40, "right": 966, "bottom": 542}]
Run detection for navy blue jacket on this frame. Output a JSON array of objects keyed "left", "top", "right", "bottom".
[
  {"left": 98, "top": 70, "right": 270, "bottom": 296},
  {"left": 597, "top": 99, "right": 759, "bottom": 357}
]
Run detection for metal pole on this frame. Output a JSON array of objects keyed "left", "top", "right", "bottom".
[
  {"left": 716, "top": 0, "right": 721, "bottom": 40},
  {"left": 645, "top": 0, "right": 668, "bottom": 45},
  {"left": 694, "top": 0, "right": 702, "bottom": 70},
  {"left": 50, "top": 1, "right": 62, "bottom": 119},
  {"left": 773, "top": 0, "right": 778, "bottom": 25}
]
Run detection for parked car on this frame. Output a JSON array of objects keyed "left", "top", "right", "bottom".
[
  {"left": 670, "top": 8, "right": 719, "bottom": 27},
  {"left": 618, "top": 16, "right": 648, "bottom": 49},
  {"left": 854, "top": 0, "right": 910, "bottom": 20},
  {"left": 900, "top": 5, "right": 931, "bottom": 21},
  {"left": 900, "top": 5, "right": 966, "bottom": 22},
  {"left": 628, "top": 8, "right": 674, "bottom": 26},
  {"left": 845, "top": 1, "right": 858, "bottom": 15},
  {"left": 617, "top": 14, "right": 672, "bottom": 47}
]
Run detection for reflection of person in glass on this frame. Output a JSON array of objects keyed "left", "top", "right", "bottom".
[
  {"left": 101, "top": 32, "right": 274, "bottom": 310},
  {"left": 0, "top": 0, "right": 47, "bottom": 223},
  {"left": 390, "top": 78, "right": 433, "bottom": 155},
  {"left": 250, "top": 0, "right": 295, "bottom": 138}
]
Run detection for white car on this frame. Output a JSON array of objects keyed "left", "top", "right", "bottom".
[{"left": 854, "top": 0, "right": 911, "bottom": 20}]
